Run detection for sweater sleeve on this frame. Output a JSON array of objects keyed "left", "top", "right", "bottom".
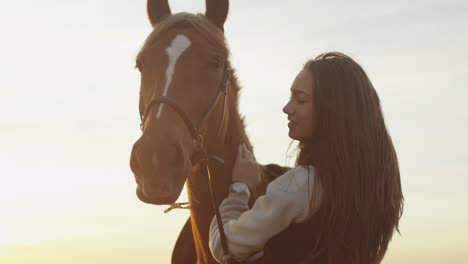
[{"left": 209, "top": 166, "right": 317, "bottom": 263}]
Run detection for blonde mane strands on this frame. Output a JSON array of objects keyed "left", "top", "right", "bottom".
[{"left": 297, "top": 52, "right": 404, "bottom": 263}]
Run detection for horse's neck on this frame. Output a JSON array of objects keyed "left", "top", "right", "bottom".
[{"left": 187, "top": 116, "right": 245, "bottom": 263}]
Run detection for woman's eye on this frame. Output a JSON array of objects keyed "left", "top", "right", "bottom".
[
  {"left": 290, "top": 96, "right": 305, "bottom": 104},
  {"left": 296, "top": 97, "right": 308, "bottom": 104}
]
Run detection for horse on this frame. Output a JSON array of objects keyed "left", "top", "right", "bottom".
[{"left": 130, "top": 1, "right": 289, "bottom": 263}]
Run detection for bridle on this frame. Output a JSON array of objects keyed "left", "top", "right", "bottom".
[
  {"left": 138, "top": 65, "right": 239, "bottom": 264},
  {"left": 139, "top": 65, "right": 232, "bottom": 162}
]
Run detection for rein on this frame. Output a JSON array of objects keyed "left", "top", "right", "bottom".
[{"left": 139, "top": 66, "right": 239, "bottom": 264}]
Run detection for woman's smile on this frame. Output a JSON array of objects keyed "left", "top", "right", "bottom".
[{"left": 288, "top": 120, "right": 297, "bottom": 128}]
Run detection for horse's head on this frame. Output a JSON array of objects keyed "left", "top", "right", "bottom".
[{"left": 130, "top": 0, "right": 231, "bottom": 205}]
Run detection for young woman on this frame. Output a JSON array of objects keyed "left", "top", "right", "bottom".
[{"left": 209, "top": 52, "right": 404, "bottom": 264}]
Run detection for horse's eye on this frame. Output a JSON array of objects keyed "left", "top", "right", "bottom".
[
  {"left": 209, "top": 61, "right": 221, "bottom": 69},
  {"left": 209, "top": 57, "right": 223, "bottom": 70}
]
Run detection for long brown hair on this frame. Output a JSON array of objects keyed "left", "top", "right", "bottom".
[{"left": 297, "top": 52, "right": 403, "bottom": 263}]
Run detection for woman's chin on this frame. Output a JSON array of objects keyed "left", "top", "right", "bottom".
[{"left": 288, "top": 131, "right": 298, "bottom": 141}]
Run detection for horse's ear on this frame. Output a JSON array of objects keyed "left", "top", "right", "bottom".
[
  {"left": 205, "top": 0, "right": 229, "bottom": 31},
  {"left": 147, "top": 0, "right": 172, "bottom": 28}
]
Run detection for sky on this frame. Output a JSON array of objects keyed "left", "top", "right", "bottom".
[{"left": 1, "top": 0, "right": 467, "bottom": 263}]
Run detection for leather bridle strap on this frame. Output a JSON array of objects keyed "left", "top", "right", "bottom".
[
  {"left": 205, "top": 161, "right": 240, "bottom": 264},
  {"left": 141, "top": 96, "right": 199, "bottom": 139},
  {"left": 139, "top": 67, "right": 232, "bottom": 145}
]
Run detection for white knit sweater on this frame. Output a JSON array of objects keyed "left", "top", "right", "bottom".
[{"left": 209, "top": 165, "right": 321, "bottom": 263}]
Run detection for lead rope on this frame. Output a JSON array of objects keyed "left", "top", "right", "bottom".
[
  {"left": 158, "top": 67, "right": 237, "bottom": 263},
  {"left": 163, "top": 202, "right": 190, "bottom": 213},
  {"left": 163, "top": 157, "right": 239, "bottom": 264},
  {"left": 163, "top": 154, "right": 225, "bottom": 213},
  {"left": 205, "top": 160, "right": 240, "bottom": 264}
]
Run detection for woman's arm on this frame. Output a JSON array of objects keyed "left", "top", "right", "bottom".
[
  {"left": 209, "top": 166, "right": 314, "bottom": 262},
  {"left": 250, "top": 164, "right": 292, "bottom": 205}
]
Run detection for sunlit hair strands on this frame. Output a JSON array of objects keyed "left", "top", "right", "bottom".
[{"left": 297, "top": 52, "right": 404, "bottom": 264}]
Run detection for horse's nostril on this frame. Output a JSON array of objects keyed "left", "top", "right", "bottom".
[{"left": 131, "top": 140, "right": 153, "bottom": 177}]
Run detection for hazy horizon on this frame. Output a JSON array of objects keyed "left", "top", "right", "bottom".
[{"left": 1, "top": 0, "right": 467, "bottom": 263}]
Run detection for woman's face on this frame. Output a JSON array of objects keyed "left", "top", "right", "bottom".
[{"left": 282, "top": 68, "right": 315, "bottom": 142}]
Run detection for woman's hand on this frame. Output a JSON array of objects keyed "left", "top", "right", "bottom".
[{"left": 232, "top": 144, "right": 261, "bottom": 191}]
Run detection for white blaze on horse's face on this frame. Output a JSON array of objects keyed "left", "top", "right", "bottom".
[{"left": 156, "top": 34, "right": 192, "bottom": 119}]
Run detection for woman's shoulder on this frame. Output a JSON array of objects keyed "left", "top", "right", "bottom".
[
  {"left": 282, "top": 165, "right": 315, "bottom": 181},
  {"left": 267, "top": 165, "right": 315, "bottom": 194},
  {"left": 292, "top": 165, "right": 315, "bottom": 176}
]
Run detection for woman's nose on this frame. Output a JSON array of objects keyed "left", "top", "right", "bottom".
[{"left": 283, "top": 100, "right": 293, "bottom": 115}]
